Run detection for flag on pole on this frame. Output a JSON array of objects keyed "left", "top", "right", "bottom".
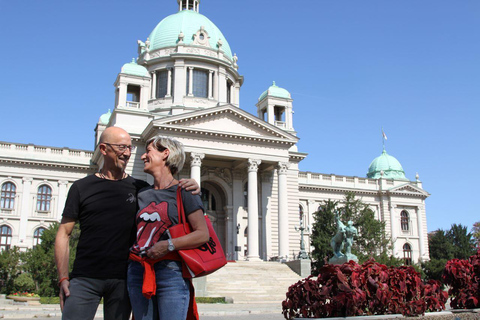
[{"left": 382, "top": 129, "right": 388, "bottom": 140}]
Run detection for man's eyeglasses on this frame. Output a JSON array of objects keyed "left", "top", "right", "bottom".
[{"left": 104, "top": 143, "right": 136, "bottom": 153}]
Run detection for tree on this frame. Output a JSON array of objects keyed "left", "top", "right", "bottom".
[
  {"left": 0, "top": 246, "right": 22, "bottom": 294},
  {"left": 427, "top": 229, "right": 454, "bottom": 261},
  {"left": 310, "top": 199, "right": 337, "bottom": 274},
  {"left": 341, "top": 192, "right": 391, "bottom": 262},
  {"left": 422, "top": 224, "right": 476, "bottom": 282},
  {"left": 447, "top": 223, "right": 476, "bottom": 260},
  {"left": 472, "top": 221, "right": 480, "bottom": 248},
  {"left": 310, "top": 192, "right": 393, "bottom": 275},
  {"left": 22, "top": 222, "right": 80, "bottom": 297}
]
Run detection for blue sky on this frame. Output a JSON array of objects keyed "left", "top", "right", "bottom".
[{"left": 0, "top": 0, "right": 478, "bottom": 232}]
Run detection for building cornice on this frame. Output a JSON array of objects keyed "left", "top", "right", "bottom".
[
  {"left": 0, "top": 158, "right": 96, "bottom": 171},
  {"left": 299, "top": 184, "right": 429, "bottom": 199}
]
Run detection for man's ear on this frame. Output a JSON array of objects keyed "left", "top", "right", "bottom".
[{"left": 99, "top": 143, "right": 107, "bottom": 155}]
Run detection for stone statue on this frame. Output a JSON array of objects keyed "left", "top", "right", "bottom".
[
  {"left": 329, "top": 210, "right": 358, "bottom": 264},
  {"left": 344, "top": 220, "right": 357, "bottom": 255},
  {"left": 331, "top": 211, "right": 345, "bottom": 258}
]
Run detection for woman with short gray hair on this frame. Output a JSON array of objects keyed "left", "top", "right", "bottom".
[{"left": 128, "top": 135, "right": 208, "bottom": 320}]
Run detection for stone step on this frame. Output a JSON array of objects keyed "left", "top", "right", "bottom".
[{"left": 204, "top": 260, "right": 302, "bottom": 304}]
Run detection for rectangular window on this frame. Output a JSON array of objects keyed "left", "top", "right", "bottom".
[
  {"left": 193, "top": 69, "right": 208, "bottom": 98},
  {"left": 156, "top": 70, "right": 168, "bottom": 98}
]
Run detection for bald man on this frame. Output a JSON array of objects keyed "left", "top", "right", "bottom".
[{"left": 55, "top": 127, "right": 198, "bottom": 320}]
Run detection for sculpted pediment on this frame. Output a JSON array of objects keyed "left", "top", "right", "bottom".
[
  {"left": 388, "top": 184, "right": 430, "bottom": 197},
  {"left": 150, "top": 104, "right": 298, "bottom": 144}
]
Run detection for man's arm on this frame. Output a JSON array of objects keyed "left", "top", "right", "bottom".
[
  {"left": 54, "top": 217, "right": 76, "bottom": 311},
  {"left": 178, "top": 178, "right": 201, "bottom": 195}
]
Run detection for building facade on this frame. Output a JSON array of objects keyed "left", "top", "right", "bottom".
[{"left": 0, "top": 0, "right": 429, "bottom": 264}]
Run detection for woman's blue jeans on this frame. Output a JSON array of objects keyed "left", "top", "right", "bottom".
[{"left": 127, "top": 260, "right": 190, "bottom": 320}]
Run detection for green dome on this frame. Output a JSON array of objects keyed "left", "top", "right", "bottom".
[
  {"left": 258, "top": 81, "right": 291, "bottom": 101},
  {"left": 121, "top": 59, "right": 150, "bottom": 77},
  {"left": 148, "top": 10, "right": 233, "bottom": 59},
  {"left": 99, "top": 109, "right": 111, "bottom": 125},
  {"left": 367, "top": 149, "right": 408, "bottom": 180}
]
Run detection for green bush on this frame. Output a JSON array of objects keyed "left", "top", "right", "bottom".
[{"left": 13, "top": 273, "right": 36, "bottom": 293}]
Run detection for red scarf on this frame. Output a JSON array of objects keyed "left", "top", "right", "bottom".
[{"left": 129, "top": 252, "right": 199, "bottom": 320}]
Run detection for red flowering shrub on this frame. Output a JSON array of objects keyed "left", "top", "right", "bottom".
[
  {"left": 282, "top": 259, "right": 447, "bottom": 319},
  {"left": 443, "top": 250, "right": 480, "bottom": 309}
]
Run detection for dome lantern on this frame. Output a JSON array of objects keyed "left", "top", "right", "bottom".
[{"left": 178, "top": 0, "right": 200, "bottom": 12}]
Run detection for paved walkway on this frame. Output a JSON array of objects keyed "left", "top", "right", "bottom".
[{"left": 0, "top": 298, "right": 284, "bottom": 319}]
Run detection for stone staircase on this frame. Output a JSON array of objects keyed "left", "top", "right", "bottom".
[{"left": 204, "top": 260, "right": 304, "bottom": 303}]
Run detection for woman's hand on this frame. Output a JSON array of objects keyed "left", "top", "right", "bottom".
[{"left": 146, "top": 240, "right": 168, "bottom": 260}]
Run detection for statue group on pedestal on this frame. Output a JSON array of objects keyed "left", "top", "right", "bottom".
[{"left": 329, "top": 210, "right": 358, "bottom": 264}]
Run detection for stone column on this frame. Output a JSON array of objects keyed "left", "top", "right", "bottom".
[
  {"left": 267, "top": 103, "right": 275, "bottom": 125},
  {"left": 278, "top": 162, "right": 290, "bottom": 260},
  {"left": 234, "top": 82, "right": 240, "bottom": 106},
  {"left": 208, "top": 70, "right": 214, "bottom": 99},
  {"left": 151, "top": 72, "right": 157, "bottom": 99},
  {"left": 57, "top": 181, "right": 68, "bottom": 221},
  {"left": 225, "top": 206, "right": 233, "bottom": 260},
  {"left": 389, "top": 201, "right": 397, "bottom": 255},
  {"left": 247, "top": 159, "right": 261, "bottom": 261},
  {"left": 19, "top": 177, "right": 33, "bottom": 243},
  {"left": 173, "top": 59, "right": 185, "bottom": 105},
  {"left": 232, "top": 170, "right": 244, "bottom": 261},
  {"left": 213, "top": 68, "right": 218, "bottom": 100},
  {"left": 218, "top": 66, "right": 226, "bottom": 103},
  {"left": 188, "top": 67, "right": 194, "bottom": 96},
  {"left": 416, "top": 206, "right": 425, "bottom": 260},
  {"left": 190, "top": 153, "right": 205, "bottom": 185},
  {"left": 118, "top": 82, "right": 127, "bottom": 108},
  {"left": 261, "top": 171, "right": 273, "bottom": 259},
  {"left": 166, "top": 68, "right": 172, "bottom": 97}
]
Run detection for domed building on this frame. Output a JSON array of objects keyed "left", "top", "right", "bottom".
[{"left": 0, "top": 0, "right": 429, "bottom": 289}]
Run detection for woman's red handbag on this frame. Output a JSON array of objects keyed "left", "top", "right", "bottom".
[{"left": 168, "top": 187, "right": 227, "bottom": 278}]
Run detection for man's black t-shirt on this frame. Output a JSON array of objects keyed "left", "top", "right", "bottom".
[{"left": 63, "top": 175, "right": 149, "bottom": 280}]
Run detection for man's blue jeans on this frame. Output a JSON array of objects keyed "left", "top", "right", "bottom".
[{"left": 127, "top": 260, "right": 190, "bottom": 320}]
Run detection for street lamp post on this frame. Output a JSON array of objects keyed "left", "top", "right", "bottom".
[{"left": 295, "top": 219, "right": 310, "bottom": 260}]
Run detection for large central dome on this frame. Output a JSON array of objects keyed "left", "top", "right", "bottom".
[{"left": 148, "top": 10, "right": 233, "bottom": 59}]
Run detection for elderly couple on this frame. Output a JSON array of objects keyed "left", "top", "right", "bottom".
[{"left": 54, "top": 127, "right": 207, "bottom": 320}]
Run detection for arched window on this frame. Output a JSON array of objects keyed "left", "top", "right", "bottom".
[
  {"left": 0, "top": 225, "right": 12, "bottom": 251},
  {"left": 403, "top": 243, "right": 412, "bottom": 265},
  {"left": 401, "top": 210, "right": 409, "bottom": 231},
  {"left": 36, "top": 185, "right": 52, "bottom": 212},
  {"left": 33, "top": 227, "right": 46, "bottom": 247},
  {"left": 1, "top": 182, "right": 16, "bottom": 209}
]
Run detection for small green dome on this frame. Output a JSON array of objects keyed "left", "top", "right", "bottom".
[
  {"left": 121, "top": 59, "right": 150, "bottom": 77},
  {"left": 258, "top": 81, "right": 291, "bottom": 101},
  {"left": 148, "top": 10, "right": 233, "bottom": 59},
  {"left": 99, "top": 109, "right": 111, "bottom": 125},
  {"left": 367, "top": 149, "right": 408, "bottom": 180}
]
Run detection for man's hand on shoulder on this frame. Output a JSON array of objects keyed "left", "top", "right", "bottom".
[{"left": 178, "top": 178, "right": 200, "bottom": 195}]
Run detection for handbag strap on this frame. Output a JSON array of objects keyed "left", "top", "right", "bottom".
[{"left": 176, "top": 186, "right": 191, "bottom": 234}]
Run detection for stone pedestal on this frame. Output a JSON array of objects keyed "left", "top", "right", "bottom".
[
  {"left": 328, "top": 253, "right": 358, "bottom": 265},
  {"left": 285, "top": 259, "right": 311, "bottom": 277}
]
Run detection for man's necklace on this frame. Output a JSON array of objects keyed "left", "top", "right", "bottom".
[{"left": 97, "top": 172, "right": 127, "bottom": 180}]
